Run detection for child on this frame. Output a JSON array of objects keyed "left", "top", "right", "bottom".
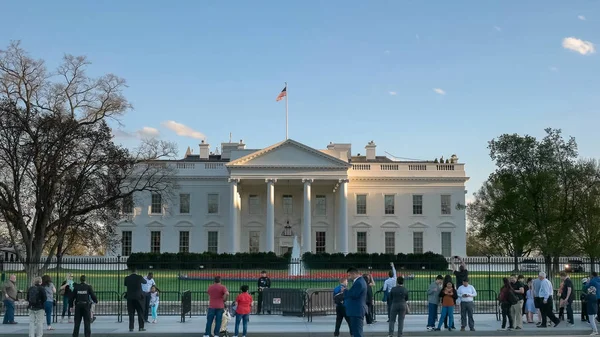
[
  {"left": 525, "top": 278, "right": 535, "bottom": 324},
  {"left": 583, "top": 278, "right": 590, "bottom": 322},
  {"left": 234, "top": 285, "right": 253, "bottom": 337},
  {"left": 435, "top": 281, "right": 458, "bottom": 331},
  {"left": 586, "top": 286, "right": 598, "bottom": 335},
  {"left": 150, "top": 285, "right": 159, "bottom": 323}
]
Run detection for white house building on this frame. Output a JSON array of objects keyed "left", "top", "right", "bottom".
[{"left": 116, "top": 139, "right": 468, "bottom": 257}]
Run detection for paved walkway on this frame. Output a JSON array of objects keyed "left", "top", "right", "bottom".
[{"left": 1, "top": 314, "right": 595, "bottom": 336}]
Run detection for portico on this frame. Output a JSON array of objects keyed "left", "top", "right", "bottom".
[{"left": 226, "top": 139, "right": 351, "bottom": 255}]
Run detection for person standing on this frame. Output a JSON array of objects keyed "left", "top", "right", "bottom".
[
  {"left": 532, "top": 273, "right": 543, "bottom": 325},
  {"left": 559, "top": 271, "right": 575, "bottom": 326},
  {"left": 333, "top": 277, "right": 352, "bottom": 337},
  {"left": 27, "top": 276, "right": 47, "bottom": 337},
  {"left": 498, "top": 278, "right": 516, "bottom": 331},
  {"left": 426, "top": 275, "right": 443, "bottom": 331},
  {"left": 142, "top": 272, "right": 155, "bottom": 323},
  {"left": 435, "top": 281, "right": 458, "bottom": 331},
  {"left": 442, "top": 275, "right": 456, "bottom": 329},
  {"left": 452, "top": 257, "right": 468, "bottom": 312},
  {"left": 382, "top": 262, "right": 397, "bottom": 322},
  {"left": 586, "top": 286, "right": 598, "bottom": 335},
  {"left": 2, "top": 274, "right": 18, "bottom": 325},
  {"left": 583, "top": 278, "right": 590, "bottom": 322},
  {"left": 589, "top": 272, "right": 600, "bottom": 323},
  {"left": 70, "top": 275, "right": 97, "bottom": 337},
  {"left": 538, "top": 272, "right": 560, "bottom": 328},
  {"left": 525, "top": 278, "right": 536, "bottom": 324},
  {"left": 233, "top": 285, "right": 253, "bottom": 337},
  {"left": 149, "top": 286, "right": 159, "bottom": 323},
  {"left": 457, "top": 278, "right": 476, "bottom": 331},
  {"left": 59, "top": 273, "right": 74, "bottom": 323},
  {"left": 344, "top": 267, "right": 368, "bottom": 337},
  {"left": 124, "top": 267, "right": 146, "bottom": 332},
  {"left": 363, "top": 274, "right": 375, "bottom": 325},
  {"left": 204, "top": 276, "right": 229, "bottom": 337},
  {"left": 388, "top": 276, "right": 409, "bottom": 337},
  {"left": 510, "top": 274, "right": 525, "bottom": 330},
  {"left": 256, "top": 271, "right": 271, "bottom": 315},
  {"left": 41, "top": 275, "right": 56, "bottom": 331}
]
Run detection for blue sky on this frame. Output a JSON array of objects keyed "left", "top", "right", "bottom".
[{"left": 2, "top": 1, "right": 599, "bottom": 200}]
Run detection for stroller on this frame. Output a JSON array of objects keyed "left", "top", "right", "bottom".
[{"left": 210, "top": 305, "right": 232, "bottom": 337}]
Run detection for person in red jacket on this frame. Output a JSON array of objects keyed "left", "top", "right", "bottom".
[{"left": 234, "top": 285, "right": 253, "bottom": 337}]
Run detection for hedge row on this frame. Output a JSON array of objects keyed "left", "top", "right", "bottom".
[
  {"left": 126, "top": 252, "right": 290, "bottom": 270},
  {"left": 301, "top": 251, "right": 448, "bottom": 270}
]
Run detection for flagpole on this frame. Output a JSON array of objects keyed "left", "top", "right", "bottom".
[{"left": 285, "top": 82, "right": 288, "bottom": 140}]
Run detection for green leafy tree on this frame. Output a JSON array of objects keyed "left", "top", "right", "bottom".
[{"left": 572, "top": 159, "right": 600, "bottom": 271}]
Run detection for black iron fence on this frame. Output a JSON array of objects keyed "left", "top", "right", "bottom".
[{"left": 0, "top": 256, "right": 595, "bottom": 320}]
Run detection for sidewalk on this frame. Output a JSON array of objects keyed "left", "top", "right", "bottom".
[{"left": 1, "top": 314, "right": 594, "bottom": 336}]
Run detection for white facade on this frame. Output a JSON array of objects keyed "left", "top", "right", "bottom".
[{"left": 116, "top": 139, "right": 469, "bottom": 257}]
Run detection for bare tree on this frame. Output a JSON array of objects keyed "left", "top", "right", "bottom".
[{"left": 0, "top": 41, "right": 176, "bottom": 279}]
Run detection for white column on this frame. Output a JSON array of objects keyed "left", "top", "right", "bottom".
[
  {"left": 228, "top": 178, "right": 240, "bottom": 253},
  {"left": 266, "top": 178, "right": 276, "bottom": 253},
  {"left": 302, "top": 179, "right": 313, "bottom": 253},
  {"left": 338, "top": 179, "right": 349, "bottom": 255}
]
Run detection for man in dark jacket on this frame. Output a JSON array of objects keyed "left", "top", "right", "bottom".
[
  {"left": 124, "top": 267, "right": 147, "bottom": 332},
  {"left": 345, "top": 267, "right": 367, "bottom": 337},
  {"left": 71, "top": 275, "right": 98, "bottom": 337},
  {"left": 256, "top": 271, "right": 271, "bottom": 314},
  {"left": 27, "top": 276, "right": 47, "bottom": 336}
]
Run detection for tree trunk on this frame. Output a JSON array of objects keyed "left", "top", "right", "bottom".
[
  {"left": 591, "top": 257, "right": 597, "bottom": 273},
  {"left": 552, "top": 255, "right": 561, "bottom": 276},
  {"left": 513, "top": 253, "right": 519, "bottom": 272},
  {"left": 544, "top": 255, "right": 552, "bottom": 278}
]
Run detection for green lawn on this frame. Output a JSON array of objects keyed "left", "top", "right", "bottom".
[{"left": 3, "top": 267, "right": 588, "bottom": 302}]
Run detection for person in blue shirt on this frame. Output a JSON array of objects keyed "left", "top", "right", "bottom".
[
  {"left": 589, "top": 272, "right": 600, "bottom": 323},
  {"left": 333, "top": 277, "right": 352, "bottom": 337},
  {"left": 582, "top": 278, "right": 589, "bottom": 322}
]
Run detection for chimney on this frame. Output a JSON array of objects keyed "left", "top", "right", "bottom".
[
  {"left": 199, "top": 140, "right": 210, "bottom": 159},
  {"left": 365, "top": 141, "right": 376, "bottom": 161},
  {"left": 237, "top": 139, "right": 246, "bottom": 149}
]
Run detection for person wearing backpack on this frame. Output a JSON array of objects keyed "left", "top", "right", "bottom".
[
  {"left": 27, "top": 276, "right": 47, "bottom": 337},
  {"left": 333, "top": 277, "right": 352, "bottom": 337},
  {"left": 498, "top": 277, "right": 516, "bottom": 331}
]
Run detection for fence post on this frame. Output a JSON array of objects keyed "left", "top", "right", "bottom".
[
  {"left": 487, "top": 255, "right": 492, "bottom": 299},
  {"left": 117, "top": 255, "right": 122, "bottom": 323},
  {"left": 54, "top": 255, "right": 60, "bottom": 324}
]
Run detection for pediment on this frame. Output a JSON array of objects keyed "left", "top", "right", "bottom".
[
  {"left": 174, "top": 220, "right": 193, "bottom": 227},
  {"left": 246, "top": 221, "right": 263, "bottom": 228},
  {"left": 227, "top": 139, "right": 351, "bottom": 169},
  {"left": 352, "top": 222, "right": 372, "bottom": 229},
  {"left": 204, "top": 221, "right": 223, "bottom": 228},
  {"left": 381, "top": 221, "right": 400, "bottom": 229},
  {"left": 146, "top": 221, "right": 164, "bottom": 228},
  {"left": 313, "top": 221, "right": 329, "bottom": 228},
  {"left": 437, "top": 222, "right": 456, "bottom": 228},
  {"left": 409, "top": 222, "right": 429, "bottom": 229}
]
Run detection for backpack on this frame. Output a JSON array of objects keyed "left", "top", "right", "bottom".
[{"left": 27, "top": 286, "right": 44, "bottom": 310}]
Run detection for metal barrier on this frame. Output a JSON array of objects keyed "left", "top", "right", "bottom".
[
  {"left": 181, "top": 290, "right": 191, "bottom": 322},
  {"left": 261, "top": 288, "right": 306, "bottom": 317},
  {"left": 306, "top": 288, "right": 335, "bottom": 322}
]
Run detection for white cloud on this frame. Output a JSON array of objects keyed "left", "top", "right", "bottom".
[
  {"left": 162, "top": 120, "right": 206, "bottom": 139},
  {"left": 562, "top": 37, "right": 596, "bottom": 55},
  {"left": 578, "top": 15, "right": 586, "bottom": 21},
  {"left": 112, "top": 126, "right": 160, "bottom": 139},
  {"left": 494, "top": 26, "right": 502, "bottom": 32},
  {"left": 388, "top": 91, "right": 397, "bottom": 96},
  {"left": 433, "top": 88, "right": 446, "bottom": 95},
  {"left": 549, "top": 66, "right": 559, "bottom": 72}
]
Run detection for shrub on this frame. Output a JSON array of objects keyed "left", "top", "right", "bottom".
[
  {"left": 301, "top": 251, "right": 448, "bottom": 270},
  {"left": 126, "top": 252, "right": 290, "bottom": 270}
]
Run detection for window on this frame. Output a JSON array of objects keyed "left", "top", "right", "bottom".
[
  {"left": 441, "top": 195, "right": 452, "bottom": 215},
  {"left": 315, "top": 195, "right": 326, "bottom": 216},
  {"left": 356, "top": 195, "right": 367, "bottom": 215},
  {"left": 315, "top": 231, "right": 326, "bottom": 253},
  {"left": 121, "top": 231, "right": 132, "bottom": 256},
  {"left": 412, "top": 195, "right": 423, "bottom": 215},
  {"left": 207, "top": 194, "right": 219, "bottom": 214},
  {"left": 151, "top": 194, "right": 162, "bottom": 214},
  {"left": 179, "top": 231, "right": 190, "bottom": 253},
  {"left": 122, "top": 195, "right": 134, "bottom": 214},
  {"left": 441, "top": 232, "right": 452, "bottom": 257},
  {"left": 248, "top": 195, "right": 260, "bottom": 215},
  {"left": 384, "top": 195, "right": 395, "bottom": 215},
  {"left": 283, "top": 195, "right": 293, "bottom": 215},
  {"left": 179, "top": 193, "right": 190, "bottom": 214},
  {"left": 356, "top": 231, "right": 367, "bottom": 253},
  {"left": 207, "top": 231, "right": 219, "bottom": 253},
  {"left": 413, "top": 232, "right": 424, "bottom": 254},
  {"left": 249, "top": 231, "right": 260, "bottom": 253},
  {"left": 150, "top": 231, "right": 161, "bottom": 253},
  {"left": 384, "top": 232, "right": 395, "bottom": 254}
]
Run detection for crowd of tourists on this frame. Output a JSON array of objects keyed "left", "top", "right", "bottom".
[{"left": 6, "top": 258, "right": 600, "bottom": 337}]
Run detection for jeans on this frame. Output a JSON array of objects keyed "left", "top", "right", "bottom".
[
  {"left": 144, "top": 293, "right": 151, "bottom": 322},
  {"left": 61, "top": 295, "right": 71, "bottom": 319},
  {"left": 437, "top": 306, "right": 454, "bottom": 330},
  {"left": 44, "top": 301, "right": 53, "bottom": 326},
  {"left": 427, "top": 303, "right": 438, "bottom": 327},
  {"left": 460, "top": 301, "right": 474, "bottom": 329},
  {"left": 501, "top": 303, "right": 514, "bottom": 328},
  {"left": 591, "top": 314, "right": 598, "bottom": 333},
  {"left": 151, "top": 304, "right": 158, "bottom": 320},
  {"left": 234, "top": 313, "right": 249, "bottom": 336},
  {"left": 3, "top": 299, "right": 15, "bottom": 323},
  {"left": 29, "top": 309, "right": 44, "bottom": 337},
  {"left": 565, "top": 300, "right": 574, "bottom": 324},
  {"left": 205, "top": 308, "right": 224, "bottom": 336}
]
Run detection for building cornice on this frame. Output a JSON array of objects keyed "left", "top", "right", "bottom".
[
  {"left": 349, "top": 176, "right": 470, "bottom": 182},
  {"left": 229, "top": 165, "right": 349, "bottom": 170}
]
